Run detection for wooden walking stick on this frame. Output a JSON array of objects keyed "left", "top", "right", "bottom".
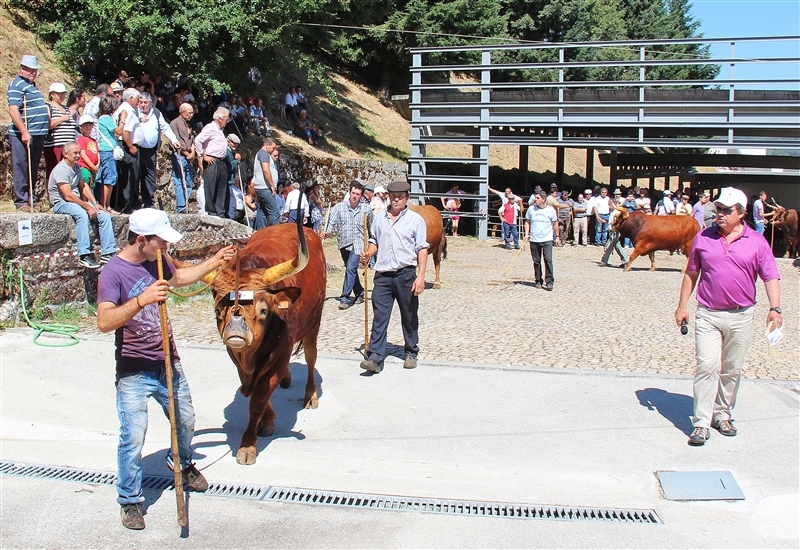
[
  {"left": 503, "top": 241, "right": 525, "bottom": 277},
  {"left": 23, "top": 95, "right": 34, "bottom": 211},
  {"left": 363, "top": 212, "right": 370, "bottom": 354},
  {"left": 156, "top": 248, "right": 187, "bottom": 527}
]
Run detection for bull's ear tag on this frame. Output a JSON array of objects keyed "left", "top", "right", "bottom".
[
  {"left": 229, "top": 290, "right": 254, "bottom": 301},
  {"left": 278, "top": 301, "right": 290, "bottom": 309}
]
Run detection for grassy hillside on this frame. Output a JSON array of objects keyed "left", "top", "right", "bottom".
[{"left": 1, "top": 7, "right": 610, "bottom": 188}]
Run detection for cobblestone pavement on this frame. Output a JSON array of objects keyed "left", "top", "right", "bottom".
[{"left": 82, "top": 236, "right": 799, "bottom": 381}]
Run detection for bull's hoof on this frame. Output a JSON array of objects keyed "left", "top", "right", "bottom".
[
  {"left": 279, "top": 374, "right": 292, "bottom": 389},
  {"left": 433, "top": 282, "right": 442, "bottom": 289},
  {"left": 258, "top": 424, "right": 275, "bottom": 437},
  {"left": 236, "top": 446, "right": 257, "bottom": 465},
  {"left": 623, "top": 266, "right": 632, "bottom": 272},
  {"left": 649, "top": 266, "right": 656, "bottom": 271},
  {"left": 304, "top": 394, "right": 319, "bottom": 409}
]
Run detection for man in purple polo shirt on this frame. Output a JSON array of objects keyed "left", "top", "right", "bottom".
[{"left": 675, "top": 187, "right": 782, "bottom": 447}]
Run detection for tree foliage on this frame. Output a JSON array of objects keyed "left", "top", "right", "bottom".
[{"left": 8, "top": 0, "right": 717, "bottom": 93}]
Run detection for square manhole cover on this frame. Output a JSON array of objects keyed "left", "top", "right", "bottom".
[{"left": 657, "top": 470, "right": 745, "bottom": 501}]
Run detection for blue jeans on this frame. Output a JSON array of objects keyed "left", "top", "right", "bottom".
[
  {"left": 115, "top": 364, "right": 196, "bottom": 505},
  {"left": 340, "top": 247, "right": 364, "bottom": 302},
  {"left": 601, "top": 230, "right": 628, "bottom": 264},
  {"left": 755, "top": 220, "right": 765, "bottom": 235},
  {"left": 254, "top": 187, "right": 280, "bottom": 229},
  {"left": 171, "top": 154, "right": 193, "bottom": 213},
  {"left": 52, "top": 201, "right": 116, "bottom": 256},
  {"left": 595, "top": 214, "right": 610, "bottom": 245},
  {"left": 502, "top": 222, "right": 519, "bottom": 248}
]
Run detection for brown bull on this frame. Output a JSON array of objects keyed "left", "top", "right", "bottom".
[
  {"left": 409, "top": 204, "right": 448, "bottom": 288},
  {"left": 211, "top": 218, "right": 326, "bottom": 465},
  {"left": 612, "top": 207, "right": 700, "bottom": 271},
  {"left": 767, "top": 202, "right": 799, "bottom": 258}
]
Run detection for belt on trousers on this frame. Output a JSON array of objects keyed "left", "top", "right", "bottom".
[
  {"left": 701, "top": 304, "right": 752, "bottom": 312},
  {"left": 378, "top": 266, "right": 415, "bottom": 276}
]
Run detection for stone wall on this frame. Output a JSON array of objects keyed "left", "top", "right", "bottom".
[{"left": 0, "top": 211, "right": 250, "bottom": 316}]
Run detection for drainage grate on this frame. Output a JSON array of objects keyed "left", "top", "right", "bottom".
[
  {"left": 264, "top": 487, "right": 660, "bottom": 523},
  {"left": 0, "top": 461, "right": 660, "bottom": 524}
]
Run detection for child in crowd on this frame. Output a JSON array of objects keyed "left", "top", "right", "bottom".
[
  {"left": 76, "top": 114, "right": 100, "bottom": 194},
  {"left": 95, "top": 96, "right": 120, "bottom": 212}
]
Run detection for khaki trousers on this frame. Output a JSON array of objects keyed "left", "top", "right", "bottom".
[{"left": 692, "top": 305, "right": 754, "bottom": 428}]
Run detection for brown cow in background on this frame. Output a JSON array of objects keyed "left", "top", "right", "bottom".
[
  {"left": 212, "top": 215, "right": 326, "bottom": 465},
  {"left": 767, "top": 202, "right": 799, "bottom": 258},
  {"left": 612, "top": 206, "right": 700, "bottom": 271},
  {"left": 410, "top": 204, "right": 448, "bottom": 288}
]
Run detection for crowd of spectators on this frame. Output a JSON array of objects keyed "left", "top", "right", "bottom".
[{"left": 9, "top": 55, "right": 331, "bottom": 234}]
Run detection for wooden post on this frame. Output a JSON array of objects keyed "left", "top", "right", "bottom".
[{"left": 556, "top": 147, "right": 565, "bottom": 189}]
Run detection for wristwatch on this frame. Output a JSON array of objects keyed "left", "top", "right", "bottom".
[{"left": 769, "top": 307, "right": 782, "bottom": 314}]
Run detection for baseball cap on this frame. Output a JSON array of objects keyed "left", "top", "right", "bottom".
[
  {"left": 364, "top": 184, "right": 375, "bottom": 192},
  {"left": 49, "top": 82, "right": 67, "bottom": 93},
  {"left": 584, "top": 188, "right": 592, "bottom": 194},
  {"left": 20, "top": 55, "right": 41, "bottom": 70},
  {"left": 109, "top": 81, "right": 124, "bottom": 92},
  {"left": 374, "top": 186, "right": 387, "bottom": 194},
  {"left": 226, "top": 134, "right": 241, "bottom": 144},
  {"left": 664, "top": 190, "right": 673, "bottom": 196},
  {"left": 714, "top": 187, "right": 748, "bottom": 208},
  {"left": 78, "top": 114, "right": 94, "bottom": 126},
  {"left": 129, "top": 209, "right": 183, "bottom": 243}
]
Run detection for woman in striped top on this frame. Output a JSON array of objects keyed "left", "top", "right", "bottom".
[{"left": 43, "top": 83, "right": 78, "bottom": 183}]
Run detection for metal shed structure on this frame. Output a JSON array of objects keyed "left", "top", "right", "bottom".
[{"left": 405, "top": 36, "right": 800, "bottom": 239}]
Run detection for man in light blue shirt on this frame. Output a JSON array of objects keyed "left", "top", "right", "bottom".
[
  {"left": 524, "top": 190, "right": 558, "bottom": 290},
  {"left": 359, "top": 181, "right": 429, "bottom": 373}
]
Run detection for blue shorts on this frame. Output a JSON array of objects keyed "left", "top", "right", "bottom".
[{"left": 96, "top": 150, "right": 118, "bottom": 186}]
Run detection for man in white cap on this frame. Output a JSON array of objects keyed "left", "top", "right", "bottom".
[
  {"left": 656, "top": 189, "right": 676, "bottom": 215},
  {"left": 97, "top": 209, "right": 235, "bottom": 529},
  {"left": 675, "top": 187, "right": 782, "bottom": 447},
  {"left": 371, "top": 185, "right": 388, "bottom": 213},
  {"left": 7, "top": 55, "right": 50, "bottom": 211}
]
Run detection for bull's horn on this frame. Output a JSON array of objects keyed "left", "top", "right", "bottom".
[
  {"left": 164, "top": 251, "right": 224, "bottom": 284},
  {"left": 261, "top": 183, "right": 310, "bottom": 286},
  {"left": 614, "top": 205, "right": 627, "bottom": 213},
  {"left": 771, "top": 198, "right": 783, "bottom": 209}
]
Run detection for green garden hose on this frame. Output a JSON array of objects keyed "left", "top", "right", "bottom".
[{"left": 16, "top": 266, "right": 80, "bottom": 347}]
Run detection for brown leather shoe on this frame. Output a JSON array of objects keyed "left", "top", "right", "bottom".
[
  {"left": 712, "top": 419, "right": 737, "bottom": 437},
  {"left": 182, "top": 463, "right": 208, "bottom": 492},
  {"left": 120, "top": 503, "right": 145, "bottom": 530}
]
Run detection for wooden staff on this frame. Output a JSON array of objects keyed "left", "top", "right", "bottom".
[
  {"left": 503, "top": 241, "right": 525, "bottom": 277},
  {"left": 23, "top": 95, "right": 33, "bottom": 211},
  {"left": 320, "top": 202, "right": 331, "bottom": 240},
  {"left": 156, "top": 248, "right": 187, "bottom": 527},
  {"left": 363, "top": 212, "right": 370, "bottom": 354},
  {"left": 770, "top": 217, "right": 776, "bottom": 253}
]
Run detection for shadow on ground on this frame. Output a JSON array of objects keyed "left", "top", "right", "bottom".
[{"left": 636, "top": 387, "right": 694, "bottom": 435}]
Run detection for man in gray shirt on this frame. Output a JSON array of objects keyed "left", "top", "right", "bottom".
[
  {"left": 359, "top": 181, "right": 429, "bottom": 373},
  {"left": 48, "top": 142, "right": 117, "bottom": 269}
]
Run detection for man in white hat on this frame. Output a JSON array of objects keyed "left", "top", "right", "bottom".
[
  {"left": 656, "top": 189, "right": 676, "bottom": 215},
  {"left": 675, "top": 187, "right": 782, "bottom": 447},
  {"left": 97, "top": 209, "right": 235, "bottom": 529},
  {"left": 370, "top": 185, "right": 388, "bottom": 213},
  {"left": 7, "top": 55, "right": 50, "bottom": 211}
]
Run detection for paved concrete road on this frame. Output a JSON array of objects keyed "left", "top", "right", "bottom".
[{"left": 1, "top": 331, "right": 798, "bottom": 548}]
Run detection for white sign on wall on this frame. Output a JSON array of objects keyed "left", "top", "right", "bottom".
[{"left": 17, "top": 219, "right": 33, "bottom": 246}]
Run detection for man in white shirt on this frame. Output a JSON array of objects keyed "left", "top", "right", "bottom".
[
  {"left": 656, "top": 190, "right": 676, "bottom": 216},
  {"left": 524, "top": 189, "right": 558, "bottom": 290},
  {"left": 593, "top": 187, "right": 613, "bottom": 246},
  {"left": 284, "top": 87, "right": 297, "bottom": 122},
  {"left": 113, "top": 88, "right": 140, "bottom": 213},
  {"left": 283, "top": 182, "right": 309, "bottom": 223},
  {"left": 132, "top": 92, "right": 180, "bottom": 210}
]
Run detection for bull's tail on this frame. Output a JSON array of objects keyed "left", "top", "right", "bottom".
[
  {"left": 292, "top": 340, "right": 304, "bottom": 358},
  {"left": 441, "top": 235, "right": 448, "bottom": 261}
]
